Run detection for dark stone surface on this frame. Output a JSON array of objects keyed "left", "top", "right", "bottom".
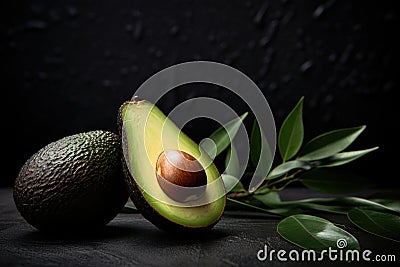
[{"left": 1, "top": 188, "right": 398, "bottom": 266}]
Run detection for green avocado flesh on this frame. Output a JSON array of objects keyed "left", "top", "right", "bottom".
[{"left": 121, "top": 100, "right": 226, "bottom": 228}]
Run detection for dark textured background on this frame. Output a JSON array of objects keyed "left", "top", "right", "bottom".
[{"left": 2, "top": 0, "right": 399, "bottom": 186}]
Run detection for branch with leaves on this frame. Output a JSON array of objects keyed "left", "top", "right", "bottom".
[{"left": 208, "top": 96, "right": 399, "bottom": 250}]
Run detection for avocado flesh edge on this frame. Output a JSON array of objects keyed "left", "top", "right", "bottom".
[{"left": 121, "top": 100, "right": 226, "bottom": 228}]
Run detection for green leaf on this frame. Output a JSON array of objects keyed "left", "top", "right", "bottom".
[
  {"left": 293, "top": 197, "right": 399, "bottom": 214},
  {"left": 255, "top": 192, "right": 356, "bottom": 215},
  {"left": 250, "top": 119, "right": 272, "bottom": 167},
  {"left": 120, "top": 203, "right": 139, "bottom": 214},
  {"left": 298, "top": 126, "right": 366, "bottom": 161},
  {"left": 368, "top": 191, "right": 400, "bottom": 200},
  {"left": 225, "top": 145, "right": 240, "bottom": 178},
  {"left": 277, "top": 214, "right": 360, "bottom": 252},
  {"left": 316, "top": 147, "right": 379, "bottom": 167},
  {"left": 120, "top": 206, "right": 139, "bottom": 213},
  {"left": 368, "top": 192, "right": 400, "bottom": 212},
  {"left": 203, "top": 112, "right": 248, "bottom": 157},
  {"left": 326, "top": 197, "right": 399, "bottom": 214},
  {"left": 278, "top": 97, "right": 304, "bottom": 162},
  {"left": 255, "top": 191, "right": 348, "bottom": 214},
  {"left": 231, "top": 194, "right": 399, "bottom": 216},
  {"left": 369, "top": 198, "right": 400, "bottom": 212},
  {"left": 250, "top": 119, "right": 274, "bottom": 191},
  {"left": 297, "top": 203, "right": 349, "bottom": 214},
  {"left": 299, "top": 169, "right": 369, "bottom": 194},
  {"left": 227, "top": 198, "right": 302, "bottom": 216},
  {"left": 348, "top": 208, "right": 400, "bottom": 242},
  {"left": 253, "top": 190, "right": 282, "bottom": 206},
  {"left": 222, "top": 174, "right": 244, "bottom": 193},
  {"left": 267, "top": 160, "right": 312, "bottom": 179},
  {"left": 250, "top": 119, "right": 261, "bottom": 167}
]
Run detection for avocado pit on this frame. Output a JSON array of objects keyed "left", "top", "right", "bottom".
[{"left": 156, "top": 150, "right": 207, "bottom": 202}]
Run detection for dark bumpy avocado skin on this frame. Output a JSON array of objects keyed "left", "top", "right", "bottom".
[
  {"left": 118, "top": 102, "right": 223, "bottom": 233},
  {"left": 14, "top": 130, "right": 128, "bottom": 232}
]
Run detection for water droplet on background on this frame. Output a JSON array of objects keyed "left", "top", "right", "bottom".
[
  {"left": 49, "top": 10, "right": 61, "bottom": 22},
  {"left": 155, "top": 50, "right": 163, "bottom": 58},
  {"left": 170, "top": 25, "right": 180, "bottom": 37},
  {"left": 38, "top": 72, "right": 48, "bottom": 80},
  {"left": 130, "top": 65, "right": 138, "bottom": 73},
  {"left": 102, "top": 80, "right": 112, "bottom": 87},
  {"left": 30, "top": 2, "right": 46, "bottom": 14},
  {"left": 281, "top": 10, "right": 294, "bottom": 25},
  {"left": 67, "top": 69, "right": 76, "bottom": 78},
  {"left": 313, "top": 5, "right": 325, "bottom": 19},
  {"left": 259, "top": 20, "right": 279, "bottom": 47},
  {"left": 254, "top": 2, "right": 268, "bottom": 26},
  {"left": 224, "top": 50, "right": 241, "bottom": 65},
  {"left": 88, "top": 12, "right": 96, "bottom": 20},
  {"left": 313, "top": 0, "right": 336, "bottom": 19},
  {"left": 132, "top": 10, "right": 142, "bottom": 18},
  {"left": 133, "top": 21, "right": 143, "bottom": 42},
  {"left": 324, "top": 94, "right": 334, "bottom": 104},
  {"left": 282, "top": 74, "right": 292, "bottom": 84},
  {"left": 339, "top": 44, "right": 354, "bottom": 65},
  {"left": 247, "top": 40, "right": 256, "bottom": 50},
  {"left": 125, "top": 24, "right": 133, "bottom": 32},
  {"left": 66, "top": 5, "right": 78, "bottom": 17},
  {"left": 104, "top": 50, "right": 112, "bottom": 59},
  {"left": 120, "top": 68, "right": 129, "bottom": 76},
  {"left": 219, "top": 42, "right": 228, "bottom": 52},
  {"left": 269, "top": 82, "right": 278, "bottom": 92},
  {"left": 258, "top": 49, "right": 274, "bottom": 77},
  {"left": 300, "top": 60, "right": 313, "bottom": 73},
  {"left": 328, "top": 53, "right": 337, "bottom": 62},
  {"left": 25, "top": 21, "right": 47, "bottom": 30},
  {"left": 44, "top": 56, "right": 63, "bottom": 66},
  {"left": 383, "top": 82, "right": 394, "bottom": 92},
  {"left": 8, "top": 41, "right": 16, "bottom": 49}
]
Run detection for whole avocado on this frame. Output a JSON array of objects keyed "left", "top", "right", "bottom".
[{"left": 13, "top": 130, "right": 128, "bottom": 232}]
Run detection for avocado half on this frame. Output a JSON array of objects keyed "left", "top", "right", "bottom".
[{"left": 119, "top": 100, "right": 226, "bottom": 232}]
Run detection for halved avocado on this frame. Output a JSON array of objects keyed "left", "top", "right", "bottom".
[{"left": 119, "top": 100, "right": 226, "bottom": 231}]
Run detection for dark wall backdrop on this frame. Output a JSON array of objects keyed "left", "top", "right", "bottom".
[{"left": 2, "top": 0, "right": 398, "bottom": 187}]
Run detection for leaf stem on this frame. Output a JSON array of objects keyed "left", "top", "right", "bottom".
[
  {"left": 255, "top": 169, "right": 304, "bottom": 193},
  {"left": 270, "top": 178, "right": 300, "bottom": 192},
  {"left": 227, "top": 191, "right": 251, "bottom": 199},
  {"left": 267, "top": 174, "right": 295, "bottom": 187},
  {"left": 227, "top": 198, "right": 281, "bottom": 216}
]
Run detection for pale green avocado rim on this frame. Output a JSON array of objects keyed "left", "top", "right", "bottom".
[{"left": 121, "top": 100, "right": 226, "bottom": 227}]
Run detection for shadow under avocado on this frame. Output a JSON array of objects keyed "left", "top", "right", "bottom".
[
  {"left": 17, "top": 224, "right": 137, "bottom": 244},
  {"left": 16, "top": 219, "right": 230, "bottom": 246}
]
